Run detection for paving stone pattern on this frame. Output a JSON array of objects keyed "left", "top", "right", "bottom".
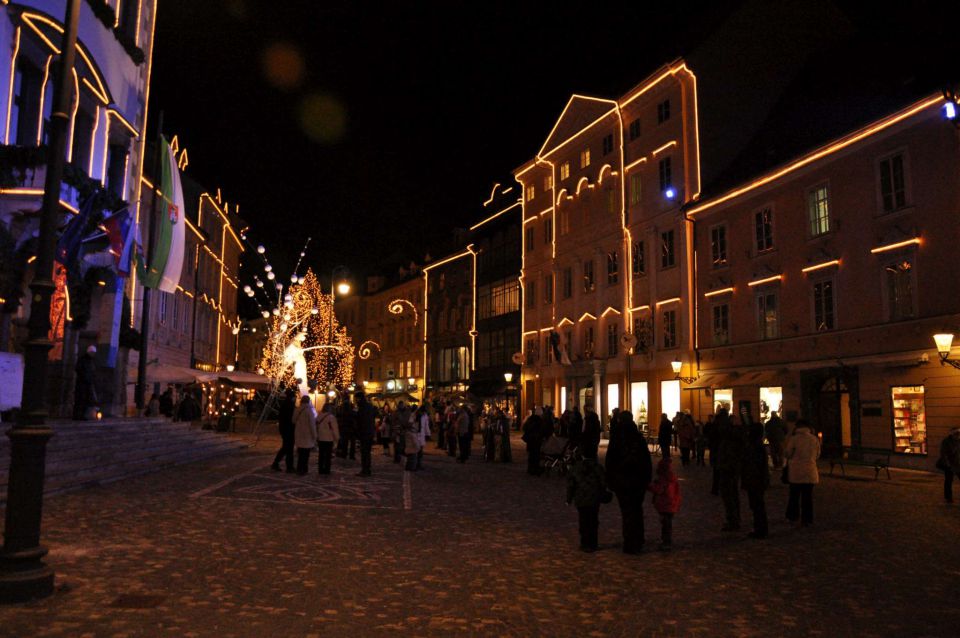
[{"left": 1, "top": 435, "right": 959, "bottom": 637}]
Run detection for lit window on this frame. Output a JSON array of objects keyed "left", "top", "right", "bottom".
[
  {"left": 560, "top": 162, "right": 571, "bottom": 180},
  {"left": 808, "top": 185, "right": 830, "bottom": 236},
  {"left": 755, "top": 207, "right": 774, "bottom": 252},
  {"left": 607, "top": 189, "right": 617, "bottom": 215},
  {"left": 879, "top": 153, "right": 907, "bottom": 213},
  {"left": 892, "top": 385, "right": 926, "bottom": 454},
  {"left": 813, "top": 280, "right": 835, "bottom": 331},
  {"left": 526, "top": 184, "right": 536, "bottom": 201},
  {"left": 630, "top": 173, "right": 641, "bottom": 205},
  {"left": 580, "top": 148, "right": 591, "bottom": 169},
  {"left": 544, "top": 174, "right": 553, "bottom": 191}
]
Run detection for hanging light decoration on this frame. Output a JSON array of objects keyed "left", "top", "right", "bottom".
[
  {"left": 261, "top": 310, "right": 270, "bottom": 319},
  {"left": 267, "top": 272, "right": 275, "bottom": 280},
  {"left": 256, "top": 280, "right": 264, "bottom": 288},
  {"left": 257, "top": 245, "right": 266, "bottom": 254},
  {"left": 276, "top": 283, "right": 284, "bottom": 291},
  {"left": 264, "top": 265, "right": 272, "bottom": 272},
  {"left": 243, "top": 285, "right": 252, "bottom": 293},
  {"left": 291, "top": 275, "right": 299, "bottom": 283}
]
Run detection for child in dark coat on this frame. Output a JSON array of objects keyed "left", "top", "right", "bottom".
[
  {"left": 648, "top": 457, "right": 682, "bottom": 548},
  {"left": 566, "top": 455, "right": 608, "bottom": 552}
]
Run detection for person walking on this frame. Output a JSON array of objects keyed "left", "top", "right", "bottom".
[
  {"left": 336, "top": 398, "right": 357, "bottom": 460},
  {"left": 765, "top": 411, "right": 787, "bottom": 469},
  {"left": 271, "top": 388, "right": 297, "bottom": 472},
  {"left": 566, "top": 448, "right": 609, "bottom": 553},
  {"left": 379, "top": 406, "right": 392, "bottom": 455},
  {"left": 657, "top": 414, "right": 673, "bottom": 458},
  {"left": 522, "top": 408, "right": 545, "bottom": 475},
  {"left": 356, "top": 392, "right": 377, "bottom": 476},
  {"left": 482, "top": 410, "right": 497, "bottom": 461},
  {"left": 648, "top": 457, "right": 681, "bottom": 549},
  {"left": 716, "top": 408, "right": 746, "bottom": 532},
  {"left": 316, "top": 403, "right": 340, "bottom": 475},
  {"left": 581, "top": 406, "right": 602, "bottom": 460},
  {"left": 784, "top": 419, "right": 820, "bottom": 526},
  {"left": 293, "top": 395, "right": 318, "bottom": 475},
  {"left": 605, "top": 412, "right": 653, "bottom": 554},
  {"left": 392, "top": 401, "right": 410, "bottom": 463},
  {"left": 741, "top": 420, "right": 770, "bottom": 538},
  {"left": 694, "top": 419, "right": 707, "bottom": 467},
  {"left": 677, "top": 413, "right": 697, "bottom": 467},
  {"left": 404, "top": 407, "right": 422, "bottom": 471},
  {"left": 938, "top": 428, "right": 960, "bottom": 502},
  {"left": 415, "top": 404, "right": 431, "bottom": 470},
  {"left": 456, "top": 404, "right": 472, "bottom": 463},
  {"left": 73, "top": 345, "right": 99, "bottom": 420},
  {"left": 495, "top": 408, "right": 512, "bottom": 463}
]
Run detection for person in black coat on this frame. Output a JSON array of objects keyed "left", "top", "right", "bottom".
[
  {"left": 606, "top": 411, "right": 653, "bottom": 554},
  {"left": 741, "top": 421, "right": 770, "bottom": 538},
  {"left": 657, "top": 413, "right": 673, "bottom": 458},
  {"left": 355, "top": 392, "right": 377, "bottom": 476},
  {"left": 716, "top": 408, "right": 747, "bottom": 532},
  {"left": 271, "top": 389, "right": 297, "bottom": 472},
  {"left": 336, "top": 399, "right": 358, "bottom": 460},
  {"left": 73, "top": 345, "right": 99, "bottom": 420},
  {"left": 581, "top": 407, "right": 602, "bottom": 459},
  {"left": 522, "top": 409, "right": 545, "bottom": 475},
  {"left": 703, "top": 414, "right": 720, "bottom": 494},
  {"left": 568, "top": 406, "right": 584, "bottom": 448}
]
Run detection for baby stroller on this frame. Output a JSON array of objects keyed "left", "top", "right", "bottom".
[{"left": 540, "top": 435, "right": 579, "bottom": 476}]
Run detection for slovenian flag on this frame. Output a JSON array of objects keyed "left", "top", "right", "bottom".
[{"left": 137, "top": 135, "right": 185, "bottom": 292}]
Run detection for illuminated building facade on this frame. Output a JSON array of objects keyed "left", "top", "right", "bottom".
[
  {"left": 424, "top": 249, "right": 473, "bottom": 399},
  {"left": 337, "top": 271, "right": 424, "bottom": 403},
  {"left": 514, "top": 62, "right": 701, "bottom": 428},
  {"left": 467, "top": 182, "right": 522, "bottom": 409},
  {"left": 0, "top": 0, "right": 157, "bottom": 414},
  {"left": 689, "top": 93, "right": 960, "bottom": 471}
]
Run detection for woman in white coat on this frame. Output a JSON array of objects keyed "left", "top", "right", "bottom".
[
  {"left": 316, "top": 402, "right": 340, "bottom": 475},
  {"left": 294, "top": 395, "right": 318, "bottom": 475},
  {"left": 784, "top": 419, "right": 821, "bottom": 526}
]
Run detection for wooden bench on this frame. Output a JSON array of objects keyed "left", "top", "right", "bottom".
[{"left": 828, "top": 446, "right": 892, "bottom": 480}]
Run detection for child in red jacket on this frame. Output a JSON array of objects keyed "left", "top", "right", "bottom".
[{"left": 648, "top": 457, "right": 682, "bottom": 548}]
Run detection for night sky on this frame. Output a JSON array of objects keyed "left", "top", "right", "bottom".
[{"left": 150, "top": 1, "right": 955, "bottom": 308}]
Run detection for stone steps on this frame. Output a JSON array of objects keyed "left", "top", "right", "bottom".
[{"left": 0, "top": 418, "right": 248, "bottom": 503}]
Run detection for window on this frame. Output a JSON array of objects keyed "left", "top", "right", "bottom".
[
  {"left": 544, "top": 273, "right": 553, "bottom": 304},
  {"left": 525, "top": 227, "right": 534, "bottom": 252},
  {"left": 526, "top": 184, "right": 536, "bottom": 201},
  {"left": 813, "top": 280, "right": 835, "bottom": 331},
  {"left": 580, "top": 148, "right": 591, "bottom": 169},
  {"left": 72, "top": 108, "right": 96, "bottom": 173},
  {"left": 525, "top": 338, "right": 536, "bottom": 365},
  {"left": 755, "top": 207, "right": 774, "bottom": 252},
  {"left": 158, "top": 292, "right": 168, "bottom": 325},
  {"left": 602, "top": 134, "right": 614, "bottom": 156},
  {"left": 582, "top": 259, "right": 595, "bottom": 292},
  {"left": 607, "top": 189, "right": 617, "bottom": 215},
  {"left": 879, "top": 153, "right": 907, "bottom": 212},
  {"left": 710, "top": 225, "right": 727, "bottom": 267},
  {"left": 632, "top": 241, "right": 644, "bottom": 275},
  {"left": 892, "top": 385, "right": 926, "bottom": 454},
  {"left": 543, "top": 335, "right": 553, "bottom": 364},
  {"left": 630, "top": 173, "right": 641, "bottom": 205},
  {"left": 544, "top": 174, "right": 553, "bottom": 191},
  {"left": 757, "top": 291, "right": 778, "bottom": 340},
  {"left": 562, "top": 267, "right": 572, "bottom": 299},
  {"left": 628, "top": 118, "right": 641, "bottom": 140},
  {"left": 560, "top": 162, "right": 570, "bottom": 180},
  {"left": 885, "top": 259, "right": 915, "bottom": 320},
  {"left": 712, "top": 304, "right": 729, "bottom": 345},
  {"left": 662, "top": 309, "right": 677, "bottom": 348},
  {"left": 660, "top": 230, "right": 675, "bottom": 268},
  {"left": 544, "top": 217, "right": 553, "bottom": 244},
  {"left": 477, "top": 278, "right": 520, "bottom": 319},
  {"left": 633, "top": 314, "right": 651, "bottom": 351},
  {"left": 525, "top": 280, "right": 536, "bottom": 308},
  {"left": 106, "top": 143, "right": 129, "bottom": 199},
  {"left": 583, "top": 326, "right": 595, "bottom": 357},
  {"left": 11, "top": 58, "right": 43, "bottom": 146},
  {"left": 607, "top": 323, "right": 619, "bottom": 357},
  {"left": 658, "top": 157, "right": 672, "bottom": 191},
  {"left": 560, "top": 208, "right": 570, "bottom": 235},
  {"left": 607, "top": 251, "right": 619, "bottom": 285},
  {"left": 808, "top": 185, "right": 830, "bottom": 236},
  {"left": 436, "top": 346, "right": 470, "bottom": 382},
  {"left": 119, "top": 0, "right": 140, "bottom": 38},
  {"left": 657, "top": 99, "right": 671, "bottom": 123}
]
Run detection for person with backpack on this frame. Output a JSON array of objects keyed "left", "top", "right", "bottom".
[
  {"left": 648, "top": 457, "right": 682, "bottom": 548},
  {"left": 566, "top": 447, "right": 609, "bottom": 552},
  {"left": 605, "top": 411, "right": 653, "bottom": 554},
  {"left": 315, "top": 402, "right": 340, "bottom": 475}
]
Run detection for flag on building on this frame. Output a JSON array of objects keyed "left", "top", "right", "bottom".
[
  {"left": 54, "top": 194, "right": 96, "bottom": 273},
  {"left": 138, "top": 136, "right": 185, "bottom": 292},
  {"left": 101, "top": 208, "right": 134, "bottom": 275}
]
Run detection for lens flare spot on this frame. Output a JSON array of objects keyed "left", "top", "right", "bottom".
[
  {"left": 298, "top": 93, "right": 347, "bottom": 144},
  {"left": 261, "top": 42, "right": 305, "bottom": 90}
]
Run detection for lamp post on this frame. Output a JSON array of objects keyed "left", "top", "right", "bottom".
[
  {"left": 933, "top": 333, "right": 960, "bottom": 369},
  {"left": 671, "top": 358, "right": 699, "bottom": 385},
  {"left": 0, "top": 0, "right": 81, "bottom": 603}
]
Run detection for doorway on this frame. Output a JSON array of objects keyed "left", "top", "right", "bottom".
[{"left": 802, "top": 368, "right": 859, "bottom": 453}]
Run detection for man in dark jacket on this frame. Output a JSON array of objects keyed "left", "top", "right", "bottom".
[
  {"left": 581, "top": 406, "right": 602, "bottom": 459},
  {"left": 522, "top": 408, "right": 545, "bottom": 476},
  {"left": 741, "top": 421, "right": 770, "bottom": 538},
  {"left": 568, "top": 406, "right": 584, "bottom": 448},
  {"left": 716, "top": 408, "right": 747, "bottom": 532},
  {"left": 606, "top": 411, "right": 653, "bottom": 553},
  {"left": 356, "top": 392, "right": 377, "bottom": 476},
  {"left": 765, "top": 411, "right": 787, "bottom": 469},
  {"left": 73, "top": 345, "right": 99, "bottom": 420},
  {"left": 703, "top": 414, "right": 720, "bottom": 495},
  {"left": 337, "top": 399, "right": 358, "bottom": 460},
  {"left": 271, "top": 389, "right": 297, "bottom": 472}
]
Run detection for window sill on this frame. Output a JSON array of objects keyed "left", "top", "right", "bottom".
[{"left": 876, "top": 205, "right": 915, "bottom": 219}]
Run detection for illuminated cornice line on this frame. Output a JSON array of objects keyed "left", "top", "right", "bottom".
[
  {"left": 537, "top": 94, "right": 619, "bottom": 159},
  {"left": 4, "top": 26, "right": 20, "bottom": 144},
  {"left": 651, "top": 141, "right": 677, "bottom": 156},
  {"left": 522, "top": 330, "right": 539, "bottom": 336},
  {"left": 422, "top": 249, "right": 471, "bottom": 271},
  {"left": 578, "top": 312, "right": 597, "bottom": 322},
  {"left": 747, "top": 275, "right": 783, "bottom": 287},
  {"left": 624, "top": 157, "right": 647, "bottom": 171},
  {"left": 539, "top": 327, "right": 553, "bottom": 333},
  {"left": 703, "top": 287, "right": 734, "bottom": 298},
  {"left": 655, "top": 297, "right": 681, "bottom": 307},
  {"left": 629, "top": 305, "right": 650, "bottom": 312},
  {"left": 469, "top": 200, "right": 521, "bottom": 231},
  {"left": 870, "top": 238, "right": 921, "bottom": 254},
  {"left": 21, "top": 13, "right": 111, "bottom": 103},
  {"left": 575, "top": 177, "right": 590, "bottom": 195},
  {"left": 600, "top": 306, "right": 622, "bottom": 317},
  {"left": 483, "top": 182, "right": 501, "bottom": 206},
  {"left": 557, "top": 317, "right": 574, "bottom": 327},
  {"left": 107, "top": 108, "right": 140, "bottom": 138},
  {"left": 597, "top": 164, "right": 614, "bottom": 184},
  {"left": 801, "top": 260, "right": 840, "bottom": 273},
  {"left": 554, "top": 189, "right": 568, "bottom": 207},
  {"left": 688, "top": 95, "right": 943, "bottom": 216}
]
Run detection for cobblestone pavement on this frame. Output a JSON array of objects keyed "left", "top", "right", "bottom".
[{"left": 1, "top": 434, "right": 959, "bottom": 638}]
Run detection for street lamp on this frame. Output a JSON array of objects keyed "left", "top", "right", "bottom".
[
  {"left": 933, "top": 333, "right": 960, "bottom": 369},
  {"left": 503, "top": 372, "right": 513, "bottom": 383},
  {"left": 671, "top": 358, "right": 699, "bottom": 384}
]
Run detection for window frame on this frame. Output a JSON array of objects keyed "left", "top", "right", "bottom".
[
  {"left": 812, "top": 277, "right": 836, "bottom": 332},
  {"left": 657, "top": 99, "right": 670, "bottom": 124},
  {"left": 606, "top": 250, "right": 619, "bottom": 285},
  {"left": 876, "top": 149, "right": 910, "bottom": 214},
  {"left": 660, "top": 229, "right": 675, "bottom": 269},
  {"left": 632, "top": 240, "right": 645, "bottom": 276},
  {"left": 754, "top": 205, "right": 775, "bottom": 254},
  {"left": 658, "top": 157, "right": 672, "bottom": 192},
  {"left": 579, "top": 147, "right": 591, "bottom": 169},
  {"left": 661, "top": 308, "right": 677, "bottom": 349},
  {"left": 582, "top": 259, "right": 595, "bottom": 293},
  {"left": 712, "top": 303, "right": 730, "bottom": 346},
  {"left": 807, "top": 182, "right": 831, "bottom": 238},
  {"left": 756, "top": 289, "right": 779, "bottom": 340},
  {"left": 882, "top": 254, "right": 918, "bottom": 321},
  {"left": 710, "top": 223, "right": 727, "bottom": 268}
]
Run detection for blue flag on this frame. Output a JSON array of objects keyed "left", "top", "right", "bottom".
[{"left": 55, "top": 195, "right": 97, "bottom": 274}]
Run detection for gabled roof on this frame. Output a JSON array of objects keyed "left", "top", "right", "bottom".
[{"left": 538, "top": 95, "right": 617, "bottom": 159}]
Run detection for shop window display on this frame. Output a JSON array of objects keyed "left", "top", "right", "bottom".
[{"left": 892, "top": 386, "right": 926, "bottom": 454}]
